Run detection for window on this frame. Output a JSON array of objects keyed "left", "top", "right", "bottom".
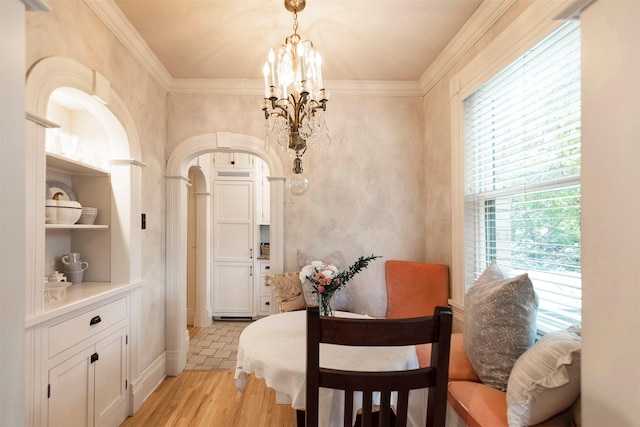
[{"left": 463, "top": 21, "right": 581, "bottom": 334}]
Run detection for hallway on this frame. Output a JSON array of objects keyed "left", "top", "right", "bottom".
[{"left": 187, "top": 320, "right": 252, "bottom": 370}]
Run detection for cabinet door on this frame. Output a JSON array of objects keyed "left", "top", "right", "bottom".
[
  {"left": 232, "top": 152, "right": 254, "bottom": 169},
  {"left": 48, "top": 347, "right": 94, "bottom": 427},
  {"left": 213, "top": 262, "right": 254, "bottom": 314},
  {"left": 255, "top": 158, "right": 270, "bottom": 224},
  {"left": 213, "top": 181, "right": 253, "bottom": 262},
  {"left": 261, "top": 174, "right": 270, "bottom": 224},
  {"left": 94, "top": 327, "right": 127, "bottom": 427},
  {"left": 213, "top": 152, "right": 254, "bottom": 170}
]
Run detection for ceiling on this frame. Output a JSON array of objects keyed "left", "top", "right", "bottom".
[{"left": 113, "top": 0, "right": 484, "bottom": 82}]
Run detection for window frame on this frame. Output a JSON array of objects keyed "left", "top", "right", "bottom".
[{"left": 449, "top": 0, "right": 578, "bottom": 320}]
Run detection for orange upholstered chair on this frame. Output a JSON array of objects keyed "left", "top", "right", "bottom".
[{"left": 385, "top": 260, "right": 449, "bottom": 319}]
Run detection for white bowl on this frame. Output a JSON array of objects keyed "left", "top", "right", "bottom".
[
  {"left": 46, "top": 199, "right": 82, "bottom": 224},
  {"left": 55, "top": 206, "right": 82, "bottom": 224},
  {"left": 77, "top": 212, "right": 97, "bottom": 224}
]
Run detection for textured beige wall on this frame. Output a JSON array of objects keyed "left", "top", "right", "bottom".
[
  {"left": 422, "top": 0, "right": 533, "bottom": 294},
  {"left": 168, "top": 93, "right": 425, "bottom": 316},
  {"left": 26, "top": 1, "right": 169, "bottom": 369}
]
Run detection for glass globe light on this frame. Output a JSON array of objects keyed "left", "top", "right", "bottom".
[{"left": 285, "top": 158, "right": 310, "bottom": 195}]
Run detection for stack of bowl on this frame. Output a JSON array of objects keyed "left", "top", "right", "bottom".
[
  {"left": 78, "top": 207, "right": 98, "bottom": 225},
  {"left": 45, "top": 198, "right": 82, "bottom": 224}
]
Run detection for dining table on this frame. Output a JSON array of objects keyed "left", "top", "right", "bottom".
[{"left": 234, "top": 310, "right": 428, "bottom": 427}]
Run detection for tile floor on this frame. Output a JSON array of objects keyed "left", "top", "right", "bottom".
[{"left": 186, "top": 320, "right": 252, "bottom": 370}]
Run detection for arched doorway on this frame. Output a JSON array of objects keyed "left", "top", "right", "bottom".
[
  {"left": 165, "top": 132, "right": 285, "bottom": 375},
  {"left": 187, "top": 164, "right": 211, "bottom": 328}
]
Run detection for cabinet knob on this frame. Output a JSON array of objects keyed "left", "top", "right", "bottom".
[
  {"left": 265, "top": 301, "right": 270, "bottom": 305},
  {"left": 90, "top": 352, "right": 99, "bottom": 363},
  {"left": 265, "top": 266, "right": 270, "bottom": 270},
  {"left": 89, "top": 315, "right": 102, "bottom": 326}
]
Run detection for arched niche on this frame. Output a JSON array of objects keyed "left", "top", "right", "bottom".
[
  {"left": 24, "top": 56, "right": 144, "bottom": 312},
  {"left": 165, "top": 132, "right": 285, "bottom": 375},
  {"left": 24, "top": 55, "right": 145, "bottom": 415}
]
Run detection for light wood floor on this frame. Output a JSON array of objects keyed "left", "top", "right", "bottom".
[{"left": 121, "top": 370, "right": 298, "bottom": 427}]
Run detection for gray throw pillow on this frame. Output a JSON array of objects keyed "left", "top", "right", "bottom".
[{"left": 464, "top": 262, "right": 538, "bottom": 391}]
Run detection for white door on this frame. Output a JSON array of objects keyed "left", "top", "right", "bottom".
[
  {"left": 213, "top": 181, "right": 253, "bottom": 262},
  {"left": 213, "top": 180, "right": 254, "bottom": 316}
]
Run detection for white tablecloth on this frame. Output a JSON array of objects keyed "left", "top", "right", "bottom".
[{"left": 234, "top": 311, "right": 425, "bottom": 427}]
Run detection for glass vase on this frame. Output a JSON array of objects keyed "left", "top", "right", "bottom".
[{"left": 318, "top": 292, "right": 335, "bottom": 316}]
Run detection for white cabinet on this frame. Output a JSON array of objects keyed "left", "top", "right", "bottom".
[
  {"left": 212, "top": 180, "right": 254, "bottom": 316},
  {"left": 212, "top": 262, "right": 254, "bottom": 314},
  {"left": 46, "top": 298, "right": 128, "bottom": 427},
  {"left": 25, "top": 67, "right": 141, "bottom": 427},
  {"left": 255, "top": 260, "right": 273, "bottom": 316},
  {"left": 255, "top": 157, "right": 270, "bottom": 225},
  {"left": 213, "top": 152, "right": 254, "bottom": 170}
]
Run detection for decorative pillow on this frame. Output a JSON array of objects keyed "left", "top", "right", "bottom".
[
  {"left": 297, "top": 249, "right": 354, "bottom": 311},
  {"left": 266, "top": 273, "right": 306, "bottom": 312},
  {"left": 464, "top": 262, "right": 538, "bottom": 391},
  {"left": 507, "top": 326, "right": 581, "bottom": 426}
]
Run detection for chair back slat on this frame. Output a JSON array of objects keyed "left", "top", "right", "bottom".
[
  {"left": 305, "top": 306, "right": 453, "bottom": 427},
  {"left": 343, "top": 392, "right": 354, "bottom": 427}
]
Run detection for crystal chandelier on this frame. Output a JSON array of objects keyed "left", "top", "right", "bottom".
[{"left": 262, "top": 0, "right": 331, "bottom": 195}]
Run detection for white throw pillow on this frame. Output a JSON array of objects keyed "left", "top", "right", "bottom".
[
  {"left": 464, "top": 262, "right": 539, "bottom": 391},
  {"left": 507, "top": 326, "right": 581, "bottom": 426},
  {"left": 266, "top": 273, "right": 306, "bottom": 312}
]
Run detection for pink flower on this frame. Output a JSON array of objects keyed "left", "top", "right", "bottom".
[{"left": 317, "top": 285, "right": 325, "bottom": 293}]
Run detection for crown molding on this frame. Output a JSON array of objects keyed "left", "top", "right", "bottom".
[
  {"left": 170, "top": 78, "right": 422, "bottom": 97},
  {"left": 419, "top": 0, "right": 516, "bottom": 95},
  {"left": 86, "top": 0, "right": 511, "bottom": 98},
  {"left": 84, "top": 0, "right": 172, "bottom": 92}
]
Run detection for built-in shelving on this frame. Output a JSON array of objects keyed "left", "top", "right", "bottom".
[
  {"left": 46, "top": 152, "right": 109, "bottom": 176},
  {"left": 46, "top": 224, "right": 109, "bottom": 230}
]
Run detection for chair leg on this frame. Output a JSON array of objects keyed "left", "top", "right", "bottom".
[{"left": 296, "top": 409, "right": 305, "bottom": 427}]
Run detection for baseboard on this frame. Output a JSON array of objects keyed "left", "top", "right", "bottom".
[{"left": 129, "top": 352, "right": 167, "bottom": 414}]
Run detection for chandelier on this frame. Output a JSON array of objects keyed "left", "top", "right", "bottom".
[{"left": 262, "top": 0, "right": 331, "bottom": 195}]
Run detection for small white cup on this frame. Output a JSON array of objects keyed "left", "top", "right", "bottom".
[
  {"left": 62, "top": 261, "right": 88, "bottom": 272},
  {"left": 61, "top": 253, "right": 81, "bottom": 265}
]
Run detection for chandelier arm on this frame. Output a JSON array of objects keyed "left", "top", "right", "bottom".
[{"left": 265, "top": 110, "right": 289, "bottom": 121}]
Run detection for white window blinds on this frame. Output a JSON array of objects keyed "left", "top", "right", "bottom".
[{"left": 463, "top": 21, "right": 581, "bottom": 334}]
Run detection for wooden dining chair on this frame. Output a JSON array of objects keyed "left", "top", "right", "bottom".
[{"left": 304, "top": 306, "right": 453, "bottom": 427}]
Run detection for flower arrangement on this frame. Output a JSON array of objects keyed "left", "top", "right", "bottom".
[{"left": 299, "top": 254, "right": 381, "bottom": 316}]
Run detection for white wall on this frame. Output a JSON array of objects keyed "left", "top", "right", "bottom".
[
  {"left": 1, "top": 2, "right": 26, "bottom": 425},
  {"left": 581, "top": 0, "right": 640, "bottom": 425}
]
